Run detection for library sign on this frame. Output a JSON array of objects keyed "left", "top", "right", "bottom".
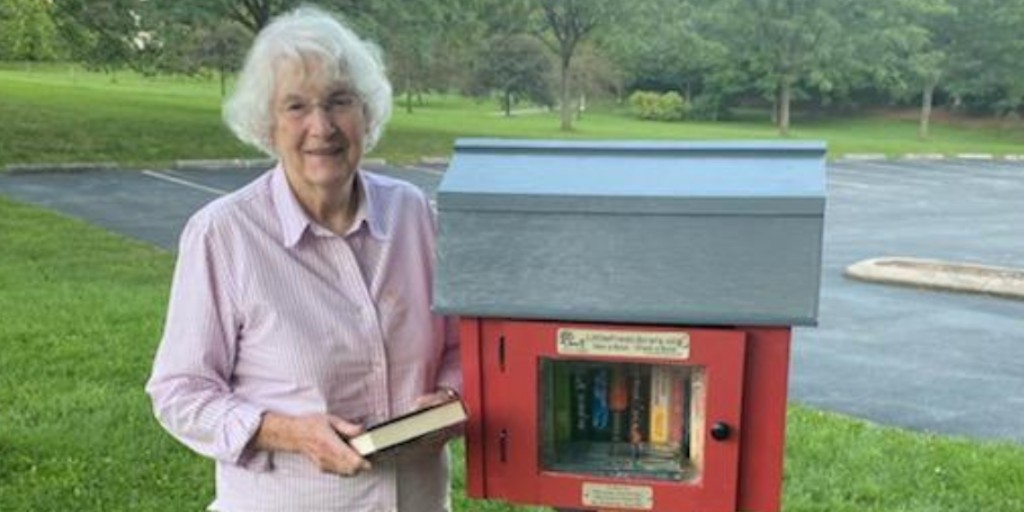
[{"left": 556, "top": 328, "right": 690, "bottom": 360}]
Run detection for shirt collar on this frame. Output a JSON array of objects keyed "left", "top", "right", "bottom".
[{"left": 271, "top": 165, "right": 387, "bottom": 248}]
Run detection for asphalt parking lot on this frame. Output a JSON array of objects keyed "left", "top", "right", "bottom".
[{"left": 2, "top": 158, "right": 1022, "bottom": 444}]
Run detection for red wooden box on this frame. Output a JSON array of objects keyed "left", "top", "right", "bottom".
[{"left": 460, "top": 318, "right": 791, "bottom": 512}]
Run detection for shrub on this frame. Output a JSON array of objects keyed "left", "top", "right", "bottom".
[{"left": 629, "top": 90, "right": 690, "bottom": 121}]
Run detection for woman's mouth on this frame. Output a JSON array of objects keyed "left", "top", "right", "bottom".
[{"left": 304, "top": 146, "right": 345, "bottom": 156}]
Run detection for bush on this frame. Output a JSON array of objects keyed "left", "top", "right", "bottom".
[{"left": 629, "top": 90, "right": 690, "bottom": 121}]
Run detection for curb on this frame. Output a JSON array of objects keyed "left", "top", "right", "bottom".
[
  {"left": 4, "top": 162, "right": 119, "bottom": 174},
  {"left": 172, "top": 157, "right": 388, "bottom": 171},
  {"left": 845, "top": 257, "right": 1024, "bottom": 301},
  {"left": 837, "top": 153, "right": 886, "bottom": 161},
  {"left": 174, "top": 158, "right": 275, "bottom": 171},
  {"left": 902, "top": 153, "right": 946, "bottom": 160},
  {"left": 419, "top": 156, "right": 450, "bottom": 166},
  {"left": 836, "top": 153, "right": 1024, "bottom": 162}
]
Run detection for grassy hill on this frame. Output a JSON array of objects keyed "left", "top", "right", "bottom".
[{"left": 2, "top": 65, "right": 1024, "bottom": 168}]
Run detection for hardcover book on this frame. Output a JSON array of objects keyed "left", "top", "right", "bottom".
[{"left": 346, "top": 398, "right": 467, "bottom": 457}]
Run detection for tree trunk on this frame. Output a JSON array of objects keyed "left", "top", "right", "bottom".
[
  {"left": 504, "top": 90, "right": 512, "bottom": 117},
  {"left": 405, "top": 77, "right": 413, "bottom": 114},
  {"left": 778, "top": 79, "right": 792, "bottom": 137},
  {"left": 919, "top": 81, "right": 935, "bottom": 140},
  {"left": 220, "top": 67, "right": 227, "bottom": 98},
  {"left": 559, "top": 58, "right": 572, "bottom": 131}
]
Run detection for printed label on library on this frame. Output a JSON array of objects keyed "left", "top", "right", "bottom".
[
  {"left": 581, "top": 482, "right": 654, "bottom": 510},
  {"left": 557, "top": 329, "right": 690, "bottom": 360}
]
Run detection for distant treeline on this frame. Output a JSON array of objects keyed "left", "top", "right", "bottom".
[{"left": 2, "top": 0, "right": 1022, "bottom": 136}]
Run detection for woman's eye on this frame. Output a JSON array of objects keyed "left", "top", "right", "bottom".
[{"left": 332, "top": 95, "right": 357, "bottom": 107}]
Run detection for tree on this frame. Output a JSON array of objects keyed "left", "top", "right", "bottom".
[
  {"left": 534, "top": 0, "right": 616, "bottom": 131},
  {"left": 151, "top": 21, "right": 249, "bottom": 95},
  {"left": 51, "top": 0, "right": 145, "bottom": 77},
  {"left": 565, "top": 43, "right": 623, "bottom": 118},
  {"left": 470, "top": 34, "right": 553, "bottom": 116},
  {"left": 0, "top": 0, "right": 63, "bottom": 62},
  {"left": 705, "top": 0, "right": 854, "bottom": 135},
  {"left": 366, "top": 0, "right": 482, "bottom": 113},
  {"left": 153, "top": 0, "right": 300, "bottom": 34},
  {"left": 943, "top": 0, "right": 1024, "bottom": 118},
  {"left": 599, "top": 0, "right": 731, "bottom": 118},
  {"left": 197, "top": 24, "right": 250, "bottom": 96},
  {"left": 885, "top": 0, "right": 956, "bottom": 139}
]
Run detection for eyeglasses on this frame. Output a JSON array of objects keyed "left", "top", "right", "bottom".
[{"left": 279, "top": 92, "right": 362, "bottom": 119}]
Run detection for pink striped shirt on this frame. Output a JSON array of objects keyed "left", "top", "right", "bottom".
[{"left": 146, "top": 166, "right": 460, "bottom": 512}]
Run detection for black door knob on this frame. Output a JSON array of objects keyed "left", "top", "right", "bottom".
[{"left": 710, "top": 421, "right": 731, "bottom": 441}]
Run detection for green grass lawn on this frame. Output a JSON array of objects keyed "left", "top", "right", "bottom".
[
  {"left": 2, "top": 65, "right": 1024, "bottom": 168},
  {"left": 2, "top": 195, "right": 1024, "bottom": 510}
]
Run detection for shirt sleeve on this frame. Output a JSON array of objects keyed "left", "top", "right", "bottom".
[
  {"left": 434, "top": 315, "right": 462, "bottom": 395},
  {"left": 145, "top": 215, "right": 270, "bottom": 471}
]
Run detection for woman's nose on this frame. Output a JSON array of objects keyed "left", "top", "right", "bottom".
[{"left": 308, "top": 105, "right": 338, "bottom": 136}]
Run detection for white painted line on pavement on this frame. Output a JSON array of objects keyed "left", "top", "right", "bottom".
[
  {"left": 406, "top": 165, "right": 445, "bottom": 177},
  {"left": 142, "top": 170, "right": 228, "bottom": 196}
]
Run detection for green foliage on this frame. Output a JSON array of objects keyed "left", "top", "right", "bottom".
[
  {"left": 470, "top": 34, "right": 554, "bottom": 115},
  {"left": 153, "top": 0, "right": 302, "bottom": 34},
  {"left": 629, "top": 90, "right": 689, "bottom": 121},
  {"left": 535, "top": 0, "right": 621, "bottom": 131},
  {"left": 50, "top": 0, "right": 143, "bottom": 74},
  {"left": 18, "top": 0, "right": 1024, "bottom": 132},
  {"left": 0, "top": 0, "right": 63, "bottom": 61}
]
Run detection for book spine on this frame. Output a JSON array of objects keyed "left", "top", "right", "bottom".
[
  {"left": 570, "top": 365, "right": 591, "bottom": 440},
  {"left": 668, "top": 367, "right": 687, "bottom": 451},
  {"left": 627, "top": 365, "right": 649, "bottom": 446},
  {"left": 589, "top": 365, "right": 612, "bottom": 441},
  {"left": 609, "top": 365, "right": 629, "bottom": 443},
  {"left": 648, "top": 366, "right": 672, "bottom": 445},
  {"left": 689, "top": 367, "right": 706, "bottom": 470},
  {"left": 553, "top": 363, "right": 572, "bottom": 444}
]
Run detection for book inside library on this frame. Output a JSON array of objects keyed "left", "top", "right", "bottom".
[{"left": 539, "top": 360, "right": 705, "bottom": 482}]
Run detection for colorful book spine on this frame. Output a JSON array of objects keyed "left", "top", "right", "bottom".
[
  {"left": 627, "top": 365, "right": 649, "bottom": 446},
  {"left": 570, "top": 365, "right": 591, "bottom": 440},
  {"left": 553, "top": 363, "right": 572, "bottom": 444},
  {"left": 648, "top": 366, "right": 672, "bottom": 445},
  {"left": 689, "top": 367, "right": 706, "bottom": 471},
  {"left": 668, "top": 367, "right": 688, "bottom": 452},
  {"left": 589, "top": 366, "right": 612, "bottom": 441},
  {"left": 609, "top": 365, "right": 629, "bottom": 443}
]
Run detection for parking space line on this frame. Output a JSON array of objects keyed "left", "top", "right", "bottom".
[
  {"left": 142, "top": 170, "right": 228, "bottom": 196},
  {"left": 405, "top": 165, "right": 445, "bottom": 177}
]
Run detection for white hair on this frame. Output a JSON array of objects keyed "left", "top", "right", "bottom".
[{"left": 223, "top": 5, "right": 393, "bottom": 156}]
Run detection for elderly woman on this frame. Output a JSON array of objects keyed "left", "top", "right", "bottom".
[{"left": 146, "top": 6, "right": 460, "bottom": 512}]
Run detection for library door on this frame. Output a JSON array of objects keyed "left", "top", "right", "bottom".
[{"left": 478, "top": 320, "right": 747, "bottom": 512}]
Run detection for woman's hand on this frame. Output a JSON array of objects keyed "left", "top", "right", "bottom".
[
  {"left": 413, "top": 387, "right": 459, "bottom": 409},
  {"left": 255, "top": 412, "right": 371, "bottom": 476}
]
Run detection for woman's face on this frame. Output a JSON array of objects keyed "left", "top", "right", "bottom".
[{"left": 271, "top": 58, "right": 366, "bottom": 194}]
